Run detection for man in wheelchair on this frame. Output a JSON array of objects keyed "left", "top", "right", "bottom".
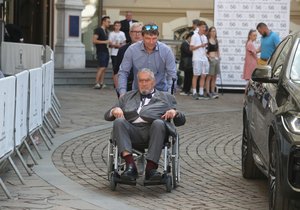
[{"left": 104, "top": 68, "right": 185, "bottom": 182}]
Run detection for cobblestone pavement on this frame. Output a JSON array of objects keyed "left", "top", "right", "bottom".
[{"left": 0, "top": 86, "right": 269, "bottom": 210}]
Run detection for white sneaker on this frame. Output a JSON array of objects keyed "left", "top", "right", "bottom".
[
  {"left": 94, "top": 83, "right": 101, "bottom": 89},
  {"left": 211, "top": 92, "right": 219, "bottom": 99},
  {"left": 192, "top": 93, "right": 199, "bottom": 100},
  {"left": 179, "top": 92, "right": 189, "bottom": 96}
]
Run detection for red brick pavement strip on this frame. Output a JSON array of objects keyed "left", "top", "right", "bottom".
[{"left": 0, "top": 86, "right": 269, "bottom": 210}]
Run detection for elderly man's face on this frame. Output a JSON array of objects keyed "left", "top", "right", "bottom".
[
  {"left": 138, "top": 71, "right": 155, "bottom": 94},
  {"left": 129, "top": 26, "right": 143, "bottom": 43}
]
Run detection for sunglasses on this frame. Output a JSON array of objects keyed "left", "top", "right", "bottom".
[{"left": 143, "top": 25, "right": 158, "bottom": 31}]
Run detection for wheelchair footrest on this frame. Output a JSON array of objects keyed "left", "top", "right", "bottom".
[
  {"left": 114, "top": 176, "right": 137, "bottom": 186},
  {"left": 143, "top": 178, "right": 166, "bottom": 186}
]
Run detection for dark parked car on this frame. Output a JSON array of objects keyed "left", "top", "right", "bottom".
[{"left": 242, "top": 31, "right": 300, "bottom": 210}]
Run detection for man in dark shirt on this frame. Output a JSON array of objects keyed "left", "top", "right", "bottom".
[
  {"left": 120, "top": 11, "right": 138, "bottom": 43},
  {"left": 92, "top": 16, "right": 111, "bottom": 89},
  {"left": 179, "top": 32, "right": 193, "bottom": 95},
  {"left": 4, "top": 24, "right": 24, "bottom": 43}
]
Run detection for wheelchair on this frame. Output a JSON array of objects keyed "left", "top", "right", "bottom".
[{"left": 107, "top": 124, "right": 181, "bottom": 193}]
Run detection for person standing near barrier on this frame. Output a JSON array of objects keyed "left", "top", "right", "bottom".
[
  {"left": 113, "top": 22, "right": 143, "bottom": 97},
  {"left": 190, "top": 20, "right": 209, "bottom": 100},
  {"left": 109, "top": 21, "right": 126, "bottom": 71},
  {"left": 120, "top": 11, "right": 138, "bottom": 44},
  {"left": 192, "top": 19, "right": 200, "bottom": 34},
  {"left": 118, "top": 23, "right": 177, "bottom": 97},
  {"left": 179, "top": 32, "right": 193, "bottom": 96},
  {"left": 243, "top": 29, "right": 259, "bottom": 94},
  {"left": 93, "top": 16, "right": 112, "bottom": 89},
  {"left": 206, "top": 26, "right": 220, "bottom": 99},
  {"left": 243, "top": 29, "right": 259, "bottom": 81},
  {"left": 4, "top": 24, "right": 24, "bottom": 43},
  {"left": 256, "top": 22, "right": 280, "bottom": 65}
]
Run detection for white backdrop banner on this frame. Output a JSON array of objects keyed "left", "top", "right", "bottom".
[
  {"left": 0, "top": 76, "right": 16, "bottom": 158},
  {"left": 15, "top": 71, "right": 29, "bottom": 147},
  {"left": 214, "top": 0, "right": 290, "bottom": 88},
  {"left": 42, "top": 62, "right": 52, "bottom": 115},
  {"left": 28, "top": 68, "right": 43, "bottom": 133}
]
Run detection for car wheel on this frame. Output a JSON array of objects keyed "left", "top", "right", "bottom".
[
  {"left": 241, "top": 115, "right": 264, "bottom": 179},
  {"left": 268, "top": 135, "right": 290, "bottom": 210}
]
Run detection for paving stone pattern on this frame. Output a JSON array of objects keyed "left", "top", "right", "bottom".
[{"left": 0, "top": 86, "right": 269, "bottom": 210}]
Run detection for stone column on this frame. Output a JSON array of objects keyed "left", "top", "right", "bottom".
[{"left": 55, "top": 0, "right": 85, "bottom": 69}]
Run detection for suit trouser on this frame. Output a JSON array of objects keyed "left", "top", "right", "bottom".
[{"left": 113, "top": 118, "right": 166, "bottom": 163}]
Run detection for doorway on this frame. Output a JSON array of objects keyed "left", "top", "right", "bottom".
[{"left": 5, "top": 0, "right": 54, "bottom": 47}]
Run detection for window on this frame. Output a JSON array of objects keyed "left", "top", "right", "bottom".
[
  {"left": 269, "top": 37, "right": 292, "bottom": 78},
  {"left": 290, "top": 41, "right": 300, "bottom": 81}
]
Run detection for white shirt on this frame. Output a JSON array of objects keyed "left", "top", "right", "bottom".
[
  {"left": 108, "top": 31, "right": 126, "bottom": 56},
  {"left": 110, "top": 92, "right": 155, "bottom": 124},
  {"left": 190, "top": 33, "right": 208, "bottom": 62},
  {"left": 133, "top": 92, "right": 155, "bottom": 123}
]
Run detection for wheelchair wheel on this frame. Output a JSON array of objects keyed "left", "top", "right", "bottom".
[
  {"left": 166, "top": 175, "right": 172, "bottom": 192},
  {"left": 107, "top": 140, "right": 114, "bottom": 180},
  {"left": 172, "top": 134, "right": 180, "bottom": 188},
  {"left": 110, "top": 172, "right": 117, "bottom": 191}
]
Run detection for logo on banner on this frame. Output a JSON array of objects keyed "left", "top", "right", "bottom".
[{"left": 16, "top": 49, "right": 24, "bottom": 72}]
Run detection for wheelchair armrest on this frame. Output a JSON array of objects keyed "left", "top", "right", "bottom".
[
  {"left": 165, "top": 121, "right": 177, "bottom": 138},
  {"left": 173, "top": 112, "right": 186, "bottom": 127}
]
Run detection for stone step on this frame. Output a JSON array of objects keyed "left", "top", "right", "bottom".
[{"left": 54, "top": 67, "right": 114, "bottom": 86}]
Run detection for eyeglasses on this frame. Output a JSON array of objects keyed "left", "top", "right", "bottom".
[
  {"left": 130, "top": 30, "right": 142, "bottom": 35},
  {"left": 143, "top": 25, "right": 158, "bottom": 31}
]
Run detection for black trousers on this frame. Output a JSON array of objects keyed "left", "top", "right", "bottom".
[{"left": 182, "top": 70, "right": 193, "bottom": 93}]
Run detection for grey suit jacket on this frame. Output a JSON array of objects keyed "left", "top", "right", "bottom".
[{"left": 104, "top": 89, "right": 185, "bottom": 134}]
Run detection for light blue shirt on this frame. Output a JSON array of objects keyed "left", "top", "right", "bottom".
[
  {"left": 118, "top": 40, "right": 177, "bottom": 95},
  {"left": 260, "top": 31, "right": 280, "bottom": 59}
]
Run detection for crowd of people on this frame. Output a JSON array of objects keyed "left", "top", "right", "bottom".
[
  {"left": 242, "top": 22, "right": 280, "bottom": 90},
  {"left": 179, "top": 20, "right": 280, "bottom": 99},
  {"left": 179, "top": 19, "right": 220, "bottom": 100},
  {"left": 95, "top": 13, "right": 181, "bottom": 181},
  {"left": 93, "top": 12, "right": 177, "bottom": 96},
  {"left": 92, "top": 12, "right": 280, "bottom": 100},
  {"left": 95, "top": 12, "right": 280, "bottom": 182}
]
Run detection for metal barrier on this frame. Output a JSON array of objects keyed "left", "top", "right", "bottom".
[
  {"left": 0, "top": 43, "right": 61, "bottom": 199},
  {"left": 1, "top": 42, "right": 44, "bottom": 75}
]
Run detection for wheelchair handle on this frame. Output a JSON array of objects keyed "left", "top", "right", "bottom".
[{"left": 171, "top": 78, "right": 176, "bottom": 95}]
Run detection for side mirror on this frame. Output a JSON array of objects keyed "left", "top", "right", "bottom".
[{"left": 251, "top": 65, "right": 279, "bottom": 83}]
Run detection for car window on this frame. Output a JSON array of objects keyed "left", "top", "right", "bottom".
[
  {"left": 269, "top": 37, "right": 292, "bottom": 78},
  {"left": 290, "top": 41, "right": 300, "bottom": 81}
]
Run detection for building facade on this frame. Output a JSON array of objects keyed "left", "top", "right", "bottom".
[{"left": 1, "top": 0, "right": 300, "bottom": 70}]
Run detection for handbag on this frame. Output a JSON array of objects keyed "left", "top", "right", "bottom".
[{"left": 181, "top": 57, "right": 193, "bottom": 71}]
